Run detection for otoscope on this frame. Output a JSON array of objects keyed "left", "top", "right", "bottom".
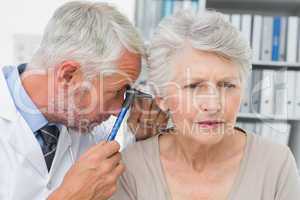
[{"left": 106, "top": 88, "right": 136, "bottom": 141}]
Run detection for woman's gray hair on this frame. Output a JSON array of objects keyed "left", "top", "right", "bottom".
[
  {"left": 148, "top": 10, "right": 252, "bottom": 96},
  {"left": 29, "top": 1, "right": 144, "bottom": 79}
]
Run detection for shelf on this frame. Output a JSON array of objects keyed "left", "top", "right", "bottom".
[
  {"left": 238, "top": 113, "right": 300, "bottom": 121},
  {"left": 252, "top": 61, "right": 300, "bottom": 69},
  {"left": 206, "top": 0, "right": 300, "bottom": 14}
]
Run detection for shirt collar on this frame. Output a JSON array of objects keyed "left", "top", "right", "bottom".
[{"left": 3, "top": 65, "right": 48, "bottom": 132}]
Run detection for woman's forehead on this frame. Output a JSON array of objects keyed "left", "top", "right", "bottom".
[{"left": 172, "top": 48, "right": 240, "bottom": 82}]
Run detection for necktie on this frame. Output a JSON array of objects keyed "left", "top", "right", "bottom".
[{"left": 35, "top": 124, "right": 60, "bottom": 171}]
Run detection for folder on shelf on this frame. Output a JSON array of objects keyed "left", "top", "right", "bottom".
[
  {"left": 261, "top": 16, "right": 273, "bottom": 61},
  {"left": 272, "top": 16, "right": 281, "bottom": 61},
  {"left": 241, "top": 14, "right": 252, "bottom": 45},
  {"left": 250, "top": 69, "right": 263, "bottom": 114},
  {"left": 287, "top": 16, "right": 299, "bottom": 63},
  {"left": 255, "top": 122, "right": 262, "bottom": 136},
  {"left": 287, "top": 70, "right": 296, "bottom": 118},
  {"left": 271, "top": 122, "right": 291, "bottom": 145},
  {"left": 252, "top": 15, "right": 263, "bottom": 61},
  {"left": 243, "top": 122, "right": 256, "bottom": 134},
  {"left": 279, "top": 17, "right": 287, "bottom": 61},
  {"left": 260, "top": 69, "right": 275, "bottom": 116},
  {"left": 240, "top": 72, "right": 252, "bottom": 113},
  {"left": 223, "top": 14, "right": 230, "bottom": 22},
  {"left": 274, "top": 69, "right": 288, "bottom": 117},
  {"left": 294, "top": 71, "right": 300, "bottom": 119},
  {"left": 162, "top": 0, "right": 174, "bottom": 17},
  {"left": 231, "top": 14, "right": 241, "bottom": 31},
  {"left": 173, "top": 0, "right": 183, "bottom": 13},
  {"left": 260, "top": 122, "right": 290, "bottom": 145}
]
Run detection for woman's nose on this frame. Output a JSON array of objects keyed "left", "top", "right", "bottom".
[
  {"left": 199, "top": 97, "right": 222, "bottom": 113},
  {"left": 196, "top": 87, "right": 222, "bottom": 113}
]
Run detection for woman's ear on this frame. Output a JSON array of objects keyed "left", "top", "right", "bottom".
[
  {"left": 155, "top": 96, "right": 169, "bottom": 112},
  {"left": 56, "top": 61, "right": 82, "bottom": 87}
]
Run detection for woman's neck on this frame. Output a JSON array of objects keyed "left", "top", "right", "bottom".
[{"left": 159, "top": 129, "right": 246, "bottom": 172}]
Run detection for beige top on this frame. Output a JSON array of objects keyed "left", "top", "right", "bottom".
[{"left": 111, "top": 132, "right": 300, "bottom": 200}]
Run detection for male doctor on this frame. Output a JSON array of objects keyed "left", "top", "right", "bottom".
[{"left": 0, "top": 1, "right": 151, "bottom": 200}]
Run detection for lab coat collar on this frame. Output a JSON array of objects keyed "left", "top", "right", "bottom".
[{"left": 0, "top": 67, "right": 18, "bottom": 121}]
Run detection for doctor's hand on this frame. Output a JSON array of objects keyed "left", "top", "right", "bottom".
[
  {"left": 48, "top": 141, "right": 124, "bottom": 200},
  {"left": 127, "top": 96, "right": 169, "bottom": 140}
]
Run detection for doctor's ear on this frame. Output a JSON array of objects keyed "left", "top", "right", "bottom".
[{"left": 56, "top": 61, "right": 83, "bottom": 87}]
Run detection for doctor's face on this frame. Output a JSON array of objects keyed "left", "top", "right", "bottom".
[
  {"left": 160, "top": 46, "right": 243, "bottom": 145},
  {"left": 65, "top": 50, "right": 141, "bottom": 133}
]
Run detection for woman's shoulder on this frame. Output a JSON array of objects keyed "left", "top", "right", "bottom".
[
  {"left": 120, "top": 134, "right": 160, "bottom": 170},
  {"left": 248, "top": 132, "right": 292, "bottom": 160},
  {"left": 245, "top": 132, "right": 295, "bottom": 176}
]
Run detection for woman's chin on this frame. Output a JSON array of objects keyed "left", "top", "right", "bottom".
[{"left": 185, "top": 130, "right": 226, "bottom": 145}]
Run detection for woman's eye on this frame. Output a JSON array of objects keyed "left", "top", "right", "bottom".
[
  {"left": 188, "top": 83, "right": 198, "bottom": 89},
  {"left": 223, "top": 83, "right": 236, "bottom": 88}
]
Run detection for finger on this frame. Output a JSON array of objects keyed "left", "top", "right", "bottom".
[
  {"left": 105, "top": 152, "right": 122, "bottom": 169},
  {"left": 97, "top": 153, "right": 122, "bottom": 176},
  {"left": 89, "top": 141, "right": 120, "bottom": 159},
  {"left": 111, "top": 162, "right": 125, "bottom": 178}
]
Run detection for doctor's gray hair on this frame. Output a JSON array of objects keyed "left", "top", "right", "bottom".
[
  {"left": 147, "top": 10, "right": 252, "bottom": 96},
  {"left": 29, "top": 1, "right": 144, "bottom": 79}
]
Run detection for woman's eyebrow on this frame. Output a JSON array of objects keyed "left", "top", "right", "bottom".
[{"left": 219, "top": 76, "right": 240, "bottom": 81}]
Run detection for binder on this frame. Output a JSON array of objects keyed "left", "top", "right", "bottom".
[
  {"left": 241, "top": 14, "right": 252, "bottom": 45},
  {"left": 252, "top": 15, "right": 263, "bottom": 61},
  {"left": 286, "top": 70, "right": 296, "bottom": 118},
  {"left": 231, "top": 14, "right": 241, "bottom": 30},
  {"left": 255, "top": 122, "right": 262, "bottom": 136},
  {"left": 173, "top": 0, "right": 183, "bottom": 13},
  {"left": 191, "top": 0, "right": 199, "bottom": 11},
  {"left": 271, "top": 122, "right": 291, "bottom": 145},
  {"left": 240, "top": 72, "right": 252, "bottom": 113},
  {"left": 279, "top": 17, "right": 287, "bottom": 61},
  {"left": 274, "top": 69, "right": 288, "bottom": 117},
  {"left": 223, "top": 14, "right": 230, "bottom": 22},
  {"left": 261, "top": 16, "right": 273, "bottom": 61},
  {"left": 250, "top": 69, "right": 262, "bottom": 114},
  {"left": 260, "top": 69, "right": 274, "bottom": 116},
  {"left": 287, "top": 16, "right": 299, "bottom": 63},
  {"left": 272, "top": 16, "right": 281, "bottom": 61},
  {"left": 294, "top": 71, "right": 300, "bottom": 118},
  {"left": 162, "top": 0, "right": 174, "bottom": 17}
]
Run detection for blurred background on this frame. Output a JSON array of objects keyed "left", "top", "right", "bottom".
[{"left": 1, "top": 0, "right": 300, "bottom": 172}]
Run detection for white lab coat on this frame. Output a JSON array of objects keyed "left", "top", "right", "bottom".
[{"left": 0, "top": 68, "right": 134, "bottom": 200}]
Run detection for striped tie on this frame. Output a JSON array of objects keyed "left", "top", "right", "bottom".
[{"left": 36, "top": 124, "right": 60, "bottom": 171}]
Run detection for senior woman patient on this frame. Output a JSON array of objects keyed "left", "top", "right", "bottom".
[{"left": 111, "top": 10, "right": 300, "bottom": 200}]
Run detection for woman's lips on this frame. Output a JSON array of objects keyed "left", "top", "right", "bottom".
[{"left": 195, "top": 121, "right": 224, "bottom": 129}]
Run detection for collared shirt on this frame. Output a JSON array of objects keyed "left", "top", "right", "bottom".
[{"left": 2, "top": 64, "right": 48, "bottom": 147}]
